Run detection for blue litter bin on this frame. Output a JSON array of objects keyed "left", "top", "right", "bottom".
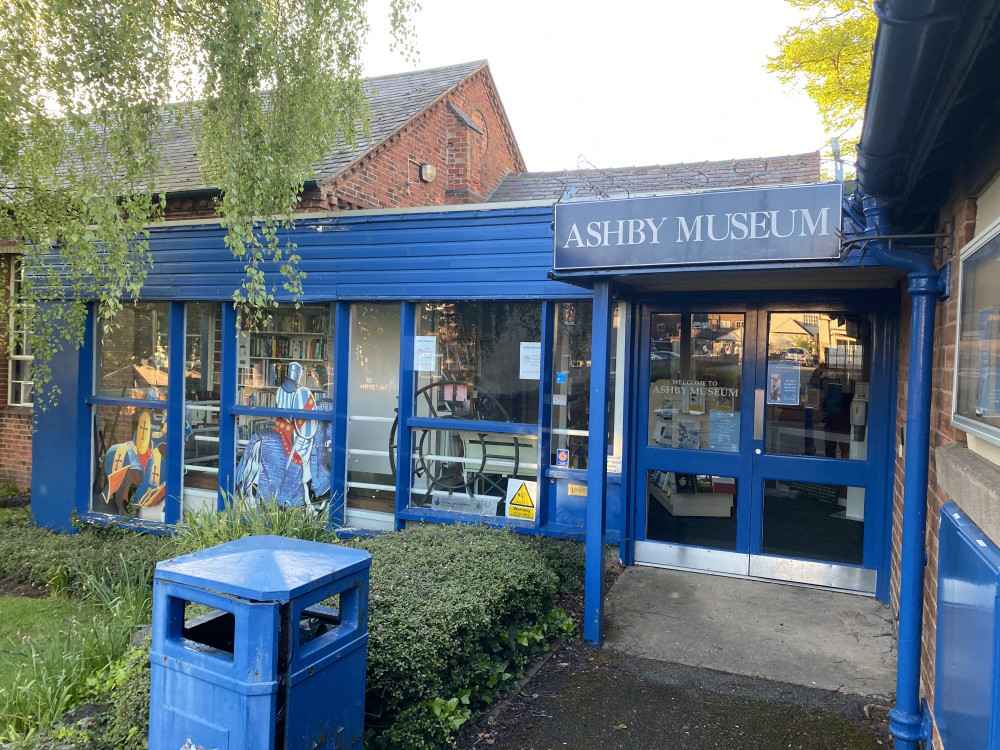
[{"left": 148, "top": 534, "right": 371, "bottom": 750}]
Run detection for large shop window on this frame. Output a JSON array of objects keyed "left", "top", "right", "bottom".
[
  {"left": 408, "top": 301, "right": 541, "bottom": 516},
  {"left": 346, "top": 303, "right": 401, "bottom": 518},
  {"left": 233, "top": 304, "right": 334, "bottom": 514},
  {"left": 955, "top": 222, "right": 1000, "bottom": 444},
  {"left": 92, "top": 302, "right": 170, "bottom": 521},
  {"left": 551, "top": 300, "right": 625, "bottom": 472}
]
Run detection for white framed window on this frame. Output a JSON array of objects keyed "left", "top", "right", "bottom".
[
  {"left": 7, "top": 256, "right": 32, "bottom": 407},
  {"left": 953, "top": 216, "right": 1000, "bottom": 444}
]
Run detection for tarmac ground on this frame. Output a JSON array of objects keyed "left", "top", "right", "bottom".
[
  {"left": 458, "top": 564, "right": 896, "bottom": 749},
  {"left": 457, "top": 639, "right": 892, "bottom": 749}
]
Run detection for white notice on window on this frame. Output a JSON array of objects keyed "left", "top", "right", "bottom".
[
  {"left": 414, "top": 335, "right": 437, "bottom": 372},
  {"left": 520, "top": 341, "right": 541, "bottom": 379}
]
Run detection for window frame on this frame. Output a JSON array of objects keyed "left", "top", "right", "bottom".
[
  {"left": 7, "top": 256, "right": 33, "bottom": 407},
  {"left": 952, "top": 214, "right": 1000, "bottom": 446}
]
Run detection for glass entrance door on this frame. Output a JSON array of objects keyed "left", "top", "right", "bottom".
[
  {"left": 636, "top": 309, "right": 754, "bottom": 576},
  {"left": 634, "top": 301, "right": 886, "bottom": 593}
]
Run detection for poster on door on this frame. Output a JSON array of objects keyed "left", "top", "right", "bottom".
[{"left": 767, "top": 363, "right": 801, "bottom": 406}]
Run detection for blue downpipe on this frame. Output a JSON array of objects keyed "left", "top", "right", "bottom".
[{"left": 863, "top": 196, "right": 938, "bottom": 748}]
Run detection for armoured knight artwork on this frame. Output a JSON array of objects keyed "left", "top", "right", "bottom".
[
  {"left": 101, "top": 390, "right": 169, "bottom": 515},
  {"left": 236, "top": 362, "right": 332, "bottom": 509}
]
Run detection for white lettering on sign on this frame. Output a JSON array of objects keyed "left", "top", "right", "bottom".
[{"left": 561, "top": 208, "right": 831, "bottom": 250}]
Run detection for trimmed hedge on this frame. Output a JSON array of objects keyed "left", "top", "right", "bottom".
[{"left": 352, "top": 525, "right": 582, "bottom": 748}]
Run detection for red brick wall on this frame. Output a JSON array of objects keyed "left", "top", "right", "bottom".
[
  {"left": 311, "top": 69, "right": 522, "bottom": 211},
  {"left": 0, "top": 408, "right": 32, "bottom": 489},
  {"left": 160, "top": 69, "right": 523, "bottom": 221}
]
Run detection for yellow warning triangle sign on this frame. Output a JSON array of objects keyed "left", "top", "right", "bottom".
[{"left": 509, "top": 483, "right": 535, "bottom": 508}]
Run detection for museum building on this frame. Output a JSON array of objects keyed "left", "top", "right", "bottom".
[{"left": 26, "top": 4, "right": 1000, "bottom": 744}]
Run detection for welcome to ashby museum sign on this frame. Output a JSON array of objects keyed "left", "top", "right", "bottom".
[{"left": 553, "top": 183, "right": 843, "bottom": 272}]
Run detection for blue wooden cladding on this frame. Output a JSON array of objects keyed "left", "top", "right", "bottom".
[{"left": 139, "top": 206, "right": 586, "bottom": 302}]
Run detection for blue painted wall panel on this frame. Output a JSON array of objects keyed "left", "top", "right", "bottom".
[
  {"left": 934, "top": 501, "right": 1000, "bottom": 750},
  {"left": 552, "top": 479, "right": 623, "bottom": 540},
  {"left": 31, "top": 310, "right": 87, "bottom": 531}
]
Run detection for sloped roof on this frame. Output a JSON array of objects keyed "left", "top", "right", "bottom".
[
  {"left": 486, "top": 152, "right": 821, "bottom": 203},
  {"left": 155, "top": 60, "right": 490, "bottom": 195}
]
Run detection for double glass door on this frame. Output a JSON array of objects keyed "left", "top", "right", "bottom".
[{"left": 634, "top": 301, "right": 887, "bottom": 593}]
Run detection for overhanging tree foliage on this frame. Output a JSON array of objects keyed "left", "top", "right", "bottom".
[
  {"left": 767, "top": 0, "right": 877, "bottom": 154},
  {"left": 0, "top": 0, "right": 418, "bottom": 403}
]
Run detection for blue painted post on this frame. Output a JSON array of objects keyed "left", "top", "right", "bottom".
[
  {"left": 394, "top": 302, "right": 417, "bottom": 530},
  {"left": 74, "top": 306, "right": 95, "bottom": 520},
  {"left": 584, "top": 282, "right": 613, "bottom": 645},
  {"left": 863, "top": 196, "right": 940, "bottom": 749},
  {"left": 164, "top": 302, "right": 185, "bottom": 525},
  {"left": 330, "top": 302, "right": 351, "bottom": 526},
  {"left": 216, "top": 303, "right": 238, "bottom": 507}
]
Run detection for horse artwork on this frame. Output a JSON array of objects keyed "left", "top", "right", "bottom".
[{"left": 236, "top": 362, "right": 332, "bottom": 512}]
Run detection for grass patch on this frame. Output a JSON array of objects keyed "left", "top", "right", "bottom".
[{"left": 0, "top": 596, "right": 86, "bottom": 688}]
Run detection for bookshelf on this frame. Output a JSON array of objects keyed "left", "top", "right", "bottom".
[{"left": 237, "top": 309, "right": 332, "bottom": 408}]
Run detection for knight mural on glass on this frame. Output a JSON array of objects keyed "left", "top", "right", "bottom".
[
  {"left": 236, "top": 361, "right": 332, "bottom": 510},
  {"left": 100, "top": 394, "right": 168, "bottom": 515}
]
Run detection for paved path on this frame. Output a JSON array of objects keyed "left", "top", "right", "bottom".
[{"left": 604, "top": 567, "right": 897, "bottom": 697}]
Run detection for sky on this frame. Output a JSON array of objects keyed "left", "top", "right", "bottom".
[{"left": 360, "top": 0, "right": 831, "bottom": 173}]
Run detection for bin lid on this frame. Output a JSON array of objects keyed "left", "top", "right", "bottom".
[{"left": 155, "top": 535, "right": 372, "bottom": 600}]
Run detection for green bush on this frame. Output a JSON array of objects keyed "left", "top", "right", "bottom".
[
  {"left": 2, "top": 505, "right": 584, "bottom": 750},
  {"left": 173, "top": 493, "right": 335, "bottom": 554},
  {"left": 0, "top": 507, "right": 172, "bottom": 596},
  {"left": 352, "top": 524, "right": 578, "bottom": 749}
]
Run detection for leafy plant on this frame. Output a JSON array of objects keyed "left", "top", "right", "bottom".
[
  {"left": 1, "top": 511, "right": 584, "bottom": 749},
  {"left": 0, "top": 0, "right": 421, "bottom": 405},
  {"left": 172, "top": 491, "right": 341, "bottom": 554}
]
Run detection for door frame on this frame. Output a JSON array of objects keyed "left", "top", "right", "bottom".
[{"left": 628, "top": 290, "right": 898, "bottom": 599}]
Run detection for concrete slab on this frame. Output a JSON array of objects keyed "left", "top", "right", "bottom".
[{"left": 604, "top": 566, "right": 897, "bottom": 698}]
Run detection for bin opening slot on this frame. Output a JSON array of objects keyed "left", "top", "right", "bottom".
[
  {"left": 300, "top": 598, "right": 341, "bottom": 645},
  {"left": 182, "top": 604, "right": 236, "bottom": 655}
]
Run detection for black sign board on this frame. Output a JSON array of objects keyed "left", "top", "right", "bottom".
[{"left": 553, "top": 183, "right": 843, "bottom": 272}]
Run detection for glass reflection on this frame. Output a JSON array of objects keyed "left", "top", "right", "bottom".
[
  {"left": 645, "top": 470, "right": 737, "bottom": 550},
  {"left": 97, "top": 302, "right": 169, "bottom": 399},
  {"left": 647, "top": 312, "right": 744, "bottom": 452},
  {"left": 764, "top": 312, "right": 871, "bottom": 460}
]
